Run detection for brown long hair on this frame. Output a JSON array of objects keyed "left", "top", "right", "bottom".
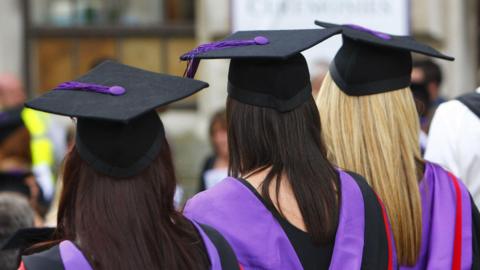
[
  {"left": 53, "top": 138, "right": 210, "bottom": 270},
  {"left": 227, "top": 96, "right": 340, "bottom": 244}
]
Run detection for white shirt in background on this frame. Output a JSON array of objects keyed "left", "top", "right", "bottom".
[
  {"left": 425, "top": 88, "right": 480, "bottom": 207},
  {"left": 204, "top": 168, "right": 228, "bottom": 190}
]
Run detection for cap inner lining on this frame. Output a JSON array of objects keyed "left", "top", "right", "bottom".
[
  {"left": 227, "top": 81, "right": 312, "bottom": 112},
  {"left": 75, "top": 124, "right": 164, "bottom": 178},
  {"left": 329, "top": 61, "right": 411, "bottom": 96}
]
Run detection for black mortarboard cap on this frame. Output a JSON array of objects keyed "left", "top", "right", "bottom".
[
  {"left": 1, "top": 227, "right": 55, "bottom": 250},
  {"left": 0, "top": 107, "right": 24, "bottom": 143},
  {"left": 315, "top": 21, "right": 454, "bottom": 96},
  {"left": 25, "top": 61, "right": 209, "bottom": 177},
  {"left": 180, "top": 28, "right": 341, "bottom": 112},
  {"left": 0, "top": 171, "right": 32, "bottom": 198}
]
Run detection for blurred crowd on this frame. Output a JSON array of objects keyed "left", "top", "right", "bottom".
[{"left": 0, "top": 72, "right": 77, "bottom": 268}]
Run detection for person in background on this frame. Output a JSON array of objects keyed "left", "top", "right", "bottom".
[
  {"left": 0, "top": 74, "right": 57, "bottom": 205},
  {"left": 409, "top": 82, "right": 431, "bottom": 153},
  {"left": 411, "top": 59, "right": 444, "bottom": 132},
  {"left": 425, "top": 87, "right": 480, "bottom": 207},
  {"left": 0, "top": 171, "right": 42, "bottom": 227},
  {"left": 0, "top": 107, "right": 44, "bottom": 223},
  {"left": 18, "top": 61, "right": 240, "bottom": 270},
  {"left": 198, "top": 109, "right": 228, "bottom": 192},
  {"left": 0, "top": 193, "right": 35, "bottom": 270},
  {"left": 315, "top": 21, "right": 479, "bottom": 269},
  {"left": 44, "top": 126, "right": 76, "bottom": 226},
  {"left": 182, "top": 29, "right": 396, "bottom": 270},
  {"left": 0, "top": 107, "right": 32, "bottom": 171},
  {"left": 0, "top": 74, "right": 26, "bottom": 109}
]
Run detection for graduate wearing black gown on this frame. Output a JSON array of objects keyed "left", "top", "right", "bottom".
[
  {"left": 14, "top": 61, "right": 240, "bottom": 270},
  {"left": 314, "top": 21, "right": 480, "bottom": 269},
  {"left": 180, "top": 29, "right": 397, "bottom": 270}
]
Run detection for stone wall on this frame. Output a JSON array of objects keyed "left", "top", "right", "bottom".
[{"left": 0, "top": 0, "right": 23, "bottom": 76}]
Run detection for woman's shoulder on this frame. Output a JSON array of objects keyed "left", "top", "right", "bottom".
[
  {"left": 337, "top": 169, "right": 396, "bottom": 269},
  {"left": 21, "top": 241, "right": 92, "bottom": 270},
  {"left": 186, "top": 177, "right": 245, "bottom": 209},
  {"left": 338, "top": 169, "right": 390, "bottom": 220},
  {"left": 423, "top": 161, "right": 468, "bottom": 189},
  {"left": 338, "top": 169, "right": 376, "bottom": 195},
  {"left": 21, "top": 243, "right": 63, "bottom": 270},
  {"left": 191, "top": 221, "right": 241, "bottom": 270}
]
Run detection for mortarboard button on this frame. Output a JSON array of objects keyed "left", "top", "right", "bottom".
[
  {"left": 254, "top": 36, "right": 269, "bottom": 45},
  {"left": 108, "top": 86, "right": 126, "bottom": 95}
]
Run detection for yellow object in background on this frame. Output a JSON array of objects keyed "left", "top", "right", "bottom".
[{"left": 21, "top": 107, "right": 55, "bottom": 201}]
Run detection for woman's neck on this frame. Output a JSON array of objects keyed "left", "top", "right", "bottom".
[{"left": 243, "top": 168, "right": 307, "bottom": 232}]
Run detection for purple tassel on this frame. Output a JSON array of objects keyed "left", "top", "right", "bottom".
[
  {"left": 181, "top": 36, "right": 269, "bottom": 78},
  {"left": 345, "top": 24, "right": 392, "bottom": 40},
  {"left": 55, "top": 81, "right": 126, "bottom": 96},
  {"left": 184, "top": 58, "right": 201, "bottom": 79}
]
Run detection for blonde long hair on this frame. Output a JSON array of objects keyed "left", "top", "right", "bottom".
[{"left": 316, "top": 72, "right": 423, "bottom": 266}]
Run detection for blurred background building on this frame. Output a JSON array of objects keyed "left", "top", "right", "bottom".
[{"left": 0, "top": 0, "right": 478, "bottom": 201}]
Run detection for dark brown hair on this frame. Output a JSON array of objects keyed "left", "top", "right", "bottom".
[
  {"left": 0, "top": 127, "right": 31, "bottom": 165},
  {"left": 226, "top": 96, "right": 340, "bottom": 244},
  {"left": 53, "top": 138, "right": 210, "bottom": 270}
]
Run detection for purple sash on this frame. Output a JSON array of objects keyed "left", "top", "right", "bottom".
[
  {"left": 184, "top": 171, "right": 368, "bottom": 270},
  {"left": 189, "top": 219, "right": 223, "bottom": 270},
  {"left": 58, "top": 224, "right": 222, "bottom": 270},
  {"left": 59, "top": 241, "right": 93, "bottom": 270},
  {"left": 400, "top": 162, "right": 473, "bottom": 269},
  {"left": 60, "top": 227, "right": 222, "bottom": 270},
  {"left": 330, "top": 170, "right": 365, "bottom": 269}
]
